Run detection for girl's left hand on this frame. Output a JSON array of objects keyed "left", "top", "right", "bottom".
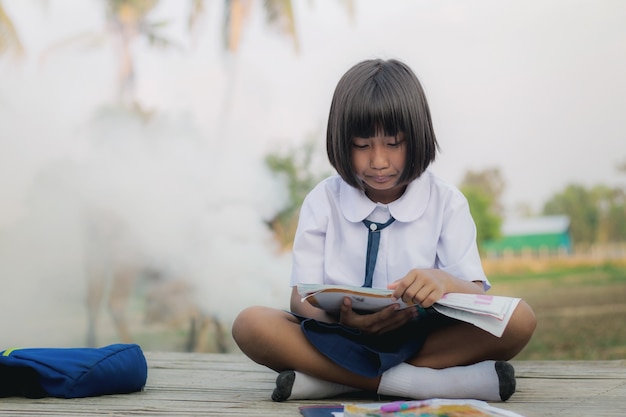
[
  {"left": 339, "top": 297, "right": 417, "bottom": 335},
  {"left": 388, "top": 268, "right": 448, "bottom": 308}
]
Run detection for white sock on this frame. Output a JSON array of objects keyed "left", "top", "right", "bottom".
[
  {"left": 377, "top": 360, "right": 513, "bottom": 402},
  {"left": 274, "top": 370, "right": 359, "bottom": 400}
]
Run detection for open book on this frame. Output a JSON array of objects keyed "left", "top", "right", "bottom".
[
  {"left": 300, "top": 399, "right": 526, "bottom": 417},
  {"left": 297, "top": 284, "right": 520, "bottom": 337},
  {"left": 341, "top": 399, "right": 526, "bottom": 417}
]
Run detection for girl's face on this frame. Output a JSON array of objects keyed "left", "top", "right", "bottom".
[{"left": 351, "top": 132, "right": 407, "bottom": 204}]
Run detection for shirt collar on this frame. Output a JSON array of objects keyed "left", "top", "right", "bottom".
[{"left": 339, "top": 172, "right": 432, "bottom": 223}]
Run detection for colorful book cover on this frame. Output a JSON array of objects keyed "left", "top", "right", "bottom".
[
  {"left": 299, "top": 404, "right": 344, "bottom": 417},
  {"left": 342, "top": 399, "right": 525, "bottom": 417}
]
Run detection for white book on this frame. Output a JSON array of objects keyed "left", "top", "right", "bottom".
[{"left": 297, "top": 284, "right": 520, "bottom": 337}]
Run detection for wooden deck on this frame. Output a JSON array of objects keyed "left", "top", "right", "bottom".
[{"left": 0, "top": 352, "right": 624, "bottom": 416}]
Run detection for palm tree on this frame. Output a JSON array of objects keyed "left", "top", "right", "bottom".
[
  {"left": 10, "top": 0, "right": 352, "bottom": 105},
  {"left": 102, "top": 0, "right": 304, "bottom": 104},
  {"left": 222, "top": 0, "right": 299, "bottom": 53},
  {"left": 0, "top": 0, "right": 25, "bottom": 59},
  {"left": 39, "top": 0, "right": 189, "bottom": 108},
  {"left": 106, "top": 0, "right": 166, "bottom": 104}
]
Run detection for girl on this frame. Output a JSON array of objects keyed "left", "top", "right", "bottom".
[{"left": 232, "top": 58, "right": 536, "bottom": 402}]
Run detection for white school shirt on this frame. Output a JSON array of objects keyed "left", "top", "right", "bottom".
[{"left": 290, "top": 171, "right": 490, "bottom": 290}]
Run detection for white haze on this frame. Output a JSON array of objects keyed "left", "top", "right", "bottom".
[
  {"left": 1, "top": 0, "right": 626, "bottom": 348},
  {"left": 0, "top": 1, "right": 314, "bottom": 349},
  {"left": 0, "top": 99, "right": 298, "bottom": 347}
]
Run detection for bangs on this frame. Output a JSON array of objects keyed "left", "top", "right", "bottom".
[{"left": 345, "top": 81, "right": 407, "bottom": 139}]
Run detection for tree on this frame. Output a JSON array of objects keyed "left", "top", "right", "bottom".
[
  {"left": 6, "top": 0, "right": 354, "bottom": 109},
  {"left": 39, "top": 0, "right": 183, "bottom": 108},
  {"left": 460, "top": 185, "right": 502, "bottom": 250},
  {"left": 542, "top": 183, "right": 626, "bottom": 245},
  {"left": 458, "top": 168, "right": 505, "bottom": 250},
  {"left": 0, "top": 0, "right": 24, "bottom": 59},
  {"left": 543, "top": 184, "right": 597, "bottom": 244},
  {"left": 590, "top": 185, "right": 626, "bottom": 243},
  {"left": 459, "top": 168, "right": 506, "bottom": 217},
  {"left": 223, "top": 0, "right": 299, "bottom": 53},
  {"left": 265, "top": 137, "right": 330, "bottom": 250}
]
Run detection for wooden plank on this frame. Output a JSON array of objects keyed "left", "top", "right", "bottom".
[{"left": 0, "top": 353, "right": 625, "bottom": 416}]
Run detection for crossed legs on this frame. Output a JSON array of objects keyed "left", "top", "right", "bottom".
[{"left": 231, "top": 301, "right": 536, "bottom": 399}]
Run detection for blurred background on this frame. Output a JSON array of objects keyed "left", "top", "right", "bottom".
[{"left": 1, "top": 0, "right": 625, "bottom": 358}]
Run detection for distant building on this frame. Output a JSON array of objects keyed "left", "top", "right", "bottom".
[{"left": 483, "top": 215, "right": 572, "bottom": 256}]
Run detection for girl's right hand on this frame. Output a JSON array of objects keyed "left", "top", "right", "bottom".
[{"left": 338, "top": 296, "right": 417, "bottom": 335}]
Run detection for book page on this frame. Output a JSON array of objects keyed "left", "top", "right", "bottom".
[
  {"left": 297, "top": 284, "right": 521, "bottom": 337},
  {"left": 433, "top": 297, "right": 520, "bottom": 337},
  {"left": 298, "top": 285, "right": 413, "bottom": 314}
]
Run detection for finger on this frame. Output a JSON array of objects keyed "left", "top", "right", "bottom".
[
  {"left": 403, "top": 283, "right": 424, "bottom": 304},
  {"left": 351, "top": 306, "right": 400, "bottom": 334},
  {"left": 377, "top": 310, "right": 415, "bottom": 334},
  {"left": 390, "top": 278, "right": 413, "bottom": 300},
  {"left": 414, "top": 286, "right": 440, "bottom": 308},
  {"left": 376, "top": 305, "right": 416, "bottom": 330},
  {"left": 339, "top": 297, "right": 354, "bottom": 323}
]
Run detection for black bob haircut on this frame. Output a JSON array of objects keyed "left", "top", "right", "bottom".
[{"left": 326, "top": 59, "right": 439, "bottom": 189}]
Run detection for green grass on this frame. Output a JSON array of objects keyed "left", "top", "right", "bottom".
[{"left": 489, "top": 262, "right": 626, "bottom": 360}]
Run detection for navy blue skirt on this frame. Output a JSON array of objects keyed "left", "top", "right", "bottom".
[{"left": 294, "top": 309, "right": 455, "bottom": 378}]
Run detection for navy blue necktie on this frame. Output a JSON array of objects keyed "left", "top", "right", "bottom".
[{"left": 361, "top": 217, "right": 395, "bottom": 288}]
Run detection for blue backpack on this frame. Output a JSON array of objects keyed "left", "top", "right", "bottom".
[{"left": 0, "top": 343, "right": 147, "bottom": 398}]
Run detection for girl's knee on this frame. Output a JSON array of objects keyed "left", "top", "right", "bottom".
[
  {"left": 232, "top": 306, "right": 288, "bottom": 346},
  {"left": 504, "top": 300, "right": 537, "bottom": 348},
  {"left": 232, "top": 306, "right": 263, "bottom": 344},
  {"left": 515, "top": 300, "right": 537, "bottom": 338}
]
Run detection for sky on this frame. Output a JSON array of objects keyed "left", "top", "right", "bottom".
[
  {"left": 0, "top": 0, "right": 625, "bottom": 347},
  {"left": 3, "top": 0, "right": 625, "bottom": 212}
]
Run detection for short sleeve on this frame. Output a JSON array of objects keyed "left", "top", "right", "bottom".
[
  {"left": 289, "top": 187, "right": 328, "bottom": 287},
  {"left": 436, "top": 191, "right": 491, "bottom": 291}
]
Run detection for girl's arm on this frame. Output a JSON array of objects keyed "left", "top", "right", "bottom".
[{"left": 289, "top": 286, "right": 339, "bottom": 323}]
